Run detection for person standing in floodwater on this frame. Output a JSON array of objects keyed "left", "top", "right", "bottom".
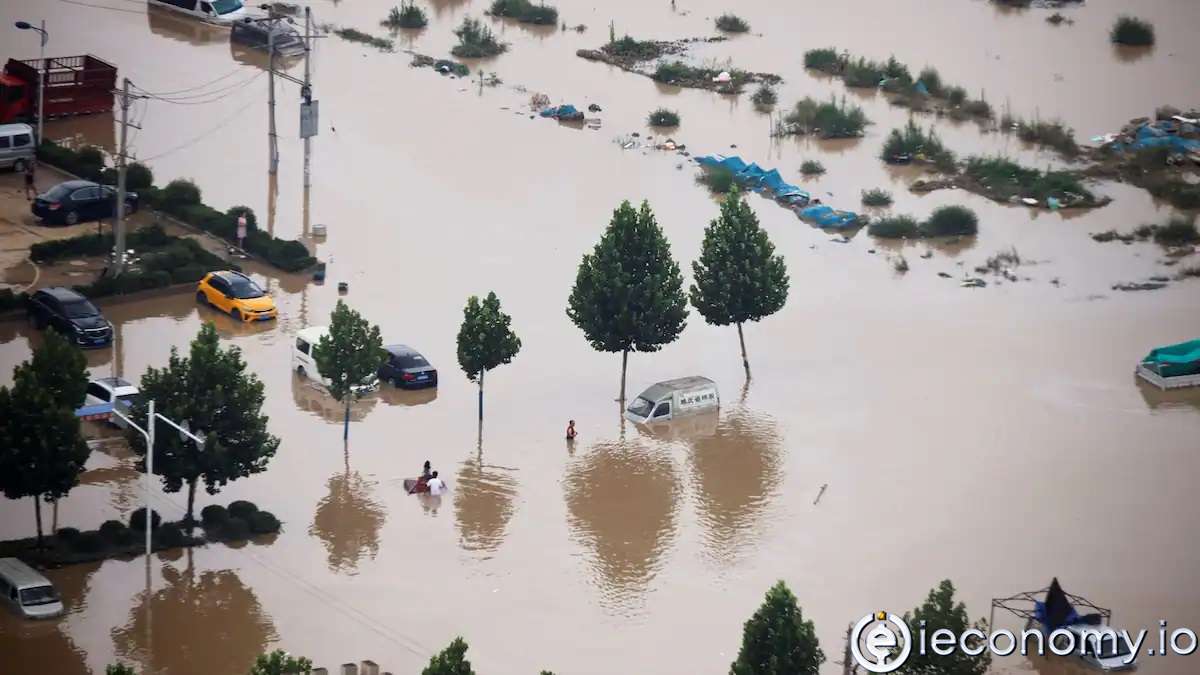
[{"left": 566, "top": 420, "right": 577, "bottom": 440}]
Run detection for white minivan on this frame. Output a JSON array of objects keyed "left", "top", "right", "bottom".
[
  {"left": 624, "top": 376, "right": 719, "bottom": 424},
  {"left": 292, "top": 326, "right": 379, "bottom": 393},
  {"left": 0, "top": 558, "right": 64, "bottom": 619},
  {"left": 0, "top": 123, "right": 36, "bottom": 173},
  {"left": 149, "top": 0, "right": 248, "bottom": 26}
]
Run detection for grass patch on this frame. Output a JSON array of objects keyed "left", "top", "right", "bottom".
[
  {"left": 1013, "top": 118, "right": 1079, "bottom": 156},
  {"left": 1111, "top": 16, "right": 1154, "bottom": 46},
  {"left": 452, "top": 17, "right": 507, "bottom": 58},
  {"left": 647, "top": 108, "right": 680, "bottom": 127},
  {"left": 803, "top": 47, "right": 842, "bottom": 72},
  {"left": 382, "top": 1, "right": 427, "bottom": 29},
  {"left": 696, "top": 166, "right": 736, "bottom": 194},
  {"left": 334, "top": 27, "right": 395, "bottom": 51},
  {"left": 1151, "top": 217, "right": 1200, "bottom": 246},
  {"left": 782, "top": 96, "right": 869, "bottom": 139},
  {"left": 880, "top": 120, "right": 956, "bottom": 171},
  {"left": 801, "top": 49, "right": 990, "bottom": 119},
  {"left": 861, "top": 188, "right": 893, "bottom": 207},
  {"left": 922, "top": 205, "right": 979, "bottom": 236},
  {"left": 918, "top": 67, "right": 943, "bottom": 96},
  {"left": 800, "top": 160, "right": 825, "bottom": 176},
  {"left": 963, "top": 156, "right": 1095, "bottom": 205},
  {"left": 715, "top": 13, "right": 750, "bottom": 33},
  {"left": 868, "top": 215, "right": 921, "bottom": 239},
  {"left": 1177, "top": 265, "right": 1200, "bottom": 280},
  {"left": 651, "top": 61, "right": 764, "bottom": 92},
  {"left": 603, "top": 35, "right": 663, "bottom": 61},
  {"left": 750, "top": 83, "right": 777, "bottom": 108},
  {"left": 489, "top": 0, "right": 558, "bottom": 25}
]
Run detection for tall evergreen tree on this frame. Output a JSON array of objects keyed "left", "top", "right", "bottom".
[
  {"left": 19, "top": 329, "right": 88, "bottom": 410},
  {"left": 730, "top": 581, "right": 824, "bottom": 675},
  {"left": 422, "top": 637, "right": 476, "bottom": 675},
  {"left": 130, "top": 322, "right": 279, "bottom": 524},
  {"left": 248, "top": 649, "right": 313, "bottom": 675},
  {"left": 312, "top": 300, "right": 386, "bottom": 440},
  {"left": 456, "top": 292, "right": 522, "bottom": 421},
  {"left": 690, "top": 189, "right": 789, "bottom": 378},
  {"left": 0, "top": 370, "right": 91, "bottom": 547},
  {"left": 898, "top": 580, "right": 991, "bottom": 675},
  {"left": 567, "top": 200, "right": 688, "bottom": 402}
]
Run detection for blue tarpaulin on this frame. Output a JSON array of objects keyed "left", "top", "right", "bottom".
[
  {"left": 539, "top": 104, "right": 582, "bottom": 120},
  {"left": 799, "top": 205, "right": 861, "bottom": 229},
  {"left": 1109, "top": 121, "right": 1200, "bottom": 154},
  {"left": 695, "top": 154, "right": 810, "bottom": 204}
]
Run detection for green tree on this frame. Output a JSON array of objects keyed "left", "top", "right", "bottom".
[
  {"left": 312, "top": 300, "right": 385, "bottom": 440},
  {"left": 898, "top": 580, "right": 990, "bottom": 675},
  {"left": 19, "top": 329, "right": 88, "bottom": 410},
  {"left": 730, "top": 581, "right": 824, "bottom": 675},
  {"left": 422, "top": 637, "right": 475, "bottom": 675},
  {"left": 0, "top": 371, "right": 91, "bottom": 547},
  {"left": 690, "top": 189, "right": 789, "bottom": 378},
  {"left": 567, "top": 200, "right": 688, "bottom": 402},
  {"left": 131, "top": 322, "right": 279, "bottom": 524},
  {"left": 456, "top": 292, "right": 521, "bottom": 421},
  {"left": 248, "top": 649, "right": 313, "bottom": 674},
  {"left": 106, "top": 665, "right": 138, "bottom": 675}
]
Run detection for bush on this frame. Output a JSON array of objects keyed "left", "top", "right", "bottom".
[
  {"left": 228, "top": 500, "right": 260, "bottom": 520},
  {"left": 647, "top": 108, "right": 680, "bottom": 127},
  {"left": 1015, "top": 119, "right": 1079, "bottom": 156},
  {"left": 868, "top": 215, "right": 920, "bottom": 239},
  {"left": 201, "top": 504, "right": 230, "bottom": 525},
  {"left": 750, "top": 83, "right": 777, "bottom": 107},
  {"left": 249, "top": 511, "right": 281, "bottom": 534},
  {"left": 126, "top": 162, "right": 154, "bottom": 190},
  {"left": 800, "top": 160, "right": 825, "bottom": 175},
  {"left": 922, "top": 205, "right": 979, "bottom": 237},
  {"left": 452, "top": 17, "right": 507, "bottom": 58},
  {"left": 72, "top": 532, "right": 106, "bottom": 554},
  {"left": 489, "top": 0, "right": 557, "bottom": 25},
  {"left": 961, "top": 98, "right": 993, "bottom": 118},
  {"left": 803, "top": 47, "right": 840, "bottom": 72},
  {"left": 1152, "top": 217, "right": 1199, "bottom": 246},
  {"left": 880, "top": 120, "right": 954, "bottom": 167},
  {"left": 918, "top": 66, "right": 943, "bottom": 96},
  {"left": 161, "top": 179, "right": 202, "bottom": 212},
  {"left": 221, "top": 517, "right": 252, "bottom": 541},
  {"left": 944, "top": 86, "right": 967, "bottom": 106},
  {"left": 0, "top": 288, "right": 24, "bottom": 313},
  {"left": 861, "top": 188, "right": 893, "bottom": 206},
  {"left": 334, "top": 27, "right": 394, "bottom": 51},
  {"left": 171, "top": 264, "right": 207, "bottom": 284},
  {"left": 155, "top": 523, "right": 187, "bottom": 548},
  {"left": 383, "top": 1, "right": 427, "bottom": 28},
  {"left": 843, "top": 57, "right": 885, "bottom": 88},
  {"left": 1111, "top": 16, "right": 1154, "bottom": 46},
  {"left": 784, "top": 96, "right": 868, "bottom": 139},
  {"left": 653, "top": 61, "right": 690, "bottom": 84},
  {"left": 963, "top": 156, "right": 1093, "bottom": 204},
  {"left": 604, "top": 35, "right": 662, "bottom": 61},
  {"left": 56, "top": 527, "right": 81, "bottom": 542},
  {"left": 696, "top": 166, "right": 735, "bottom": 194},
  {"left": 129, "top": 507, "right": 162, "bottom": 532},
  {"left": 99, "top": 520, "right": 128, "bottom": 542},
  {"left": 715, "top": 13, "right": 750, "bottom": 33}
]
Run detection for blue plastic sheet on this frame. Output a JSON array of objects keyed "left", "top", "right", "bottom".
[{"left": 799, "top": 205, "right": 861, "bottom": 229}]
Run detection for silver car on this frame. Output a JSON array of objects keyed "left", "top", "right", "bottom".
[{"left": 0, "top": 558, "right": 64, "bottom": 619}]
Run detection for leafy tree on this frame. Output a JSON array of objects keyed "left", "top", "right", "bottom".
[
  {"left": 456, "top": 292, "right": 521, "bottom": 421},
  {"left": 422, "top": 637, "right": 475, "bottom": 675},
  {"left": 567, "top": 200, "right": 688, "bottom": 402},
  {"left": 730, "top": 581, "right": 824, "bottom": 675},
  {"left": 312, "top": 300, "right": 385, "bottom": 440},
  {"left": 898, "top": 580, "right": 990, "bottom": 675},
  {"left": 106, "top": 665, "right": 138, "bottom": 675},
  {"left": 690, "top": 189, "right": 789, "bottom": 378},
  {"left": 18, "top": 329, "right": 88, "bottom": 410},
  {"left": 0, "top": 371, "right": 91, "bottom": 547},
  {"left": 130, "top": 322, "right": 279, "bottom": 524},
  {"left": 249, "top": 649, "right": 313, "bottom": 675}
]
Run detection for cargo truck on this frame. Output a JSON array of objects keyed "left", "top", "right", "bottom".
[{"left": 0, "top": 55, "right": 117, "bottom": 127}]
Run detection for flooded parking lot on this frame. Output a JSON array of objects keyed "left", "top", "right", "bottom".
[{"left": 1, "top": 0, "right": 1199, "bottom": 672}]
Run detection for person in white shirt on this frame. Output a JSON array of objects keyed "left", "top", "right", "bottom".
[{"left": 426, "top": 471, "right": 446, "bottom": 496}]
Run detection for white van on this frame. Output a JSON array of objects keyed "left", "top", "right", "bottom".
[
  {"left": 624, "top": 376, "right": 719, "bottom": 424},
  {"left": 148, "top": 0, "right": 248, "bottom": 26},
  {"left": 292, "top": 326, "right": 379, "bottom": 393},
  {"left": 0, "top": 558, "right": 64, "bottom": 619},
  {"left": 0, "top": 123, "right": 36, "bottom": 172}
]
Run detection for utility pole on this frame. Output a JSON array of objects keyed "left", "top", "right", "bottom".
[
  {"left": 114, "top": 77, "right": 131, "bottom": 275},
  {"left": 267, "top": 7, "right": 279, "bottom": 175},
  {"left": 302, "top": 5, "right": 312, "bottom": 189}
]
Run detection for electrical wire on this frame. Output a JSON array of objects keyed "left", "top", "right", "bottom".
[
  {"left": 134, "top": 71, "right": 264, "bottom": 105},
  {"left": 130, "top": 69, "right": 245, "bottom": 98},
  {"left": 56, "top": 0, "right": 145, "bottom": 15},
  {"left": 137, "top": 95, "right": 259, "bottom": 162}
]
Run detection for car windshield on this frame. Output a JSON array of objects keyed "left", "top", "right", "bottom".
[
  {"left": 627, "top": 397, "right": 655, "bottom": 418},
  {"left": 116, "top": 393, "right": 141, "bottom": 408},
  {"left": 213, "top": 0, "right": 242, "bottom": 14},
  {"left": 19, "top": 585, "right": 59, "bottom": 606},
  {"left": 227, "top": 276, "right": 264, "bottom": 299},
  {"left": 62, "top": 300, "right": 99, "bottom": 318}
]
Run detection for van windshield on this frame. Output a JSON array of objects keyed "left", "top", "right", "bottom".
[
  {"left": 627, "top": 397, "right": 655, "bottom": 418},
  {"left": 19, "top": 585, "right": 59, "bottom": 606},
  {"left": 213, "top": 0, "right": 242, "bottom": 14}
]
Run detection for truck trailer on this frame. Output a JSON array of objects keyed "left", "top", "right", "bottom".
[{"left": 0, "top": 55, "right": 117, "bottom": 127}]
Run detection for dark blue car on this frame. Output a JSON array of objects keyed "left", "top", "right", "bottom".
[{"left": 26, "top": 287, "right": 113, "bottom": 348}]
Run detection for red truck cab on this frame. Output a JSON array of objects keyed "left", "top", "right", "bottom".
[{"left": 0, "top": 55, "right": 116, "bottom": 126}]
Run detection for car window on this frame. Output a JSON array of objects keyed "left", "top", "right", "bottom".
[
  {"left": 201, "top": 1, "right": 213, "bottom": 12},
  {"left": 62, "top": 300, "right": 99, "bottom": 318},
  {"left": 652, "top": 402, "right": 671, "bottom": 418},
  {"left": 397, "top": 354, "right": 428, "bottom": 368},
  {"left": 213, "top": 0, "right": 243, "bottom": 14},
  {"left": 0, "top": 137, "right": 10, "bottom": 149},
  {"left": 296, "top": 338, "right": 310, "bottom": 355},
  {"left": 87, "top": 383, "right": 111, "bottom": 401},
  {"left": 627, "top": 397, "right": 654, "bottom": 418},
  {"left": 12, "top": 133, "right": 31, "bottom": 148},
  {"left": 72, "top": 187, "right": 98, "bottom": 201},
  {"left": 227, "top": 275, "right": 264, "bottom": 299},
  {"left": 209, "top": 277, "right": 230, "bottom": 295},
  {"left": 0, "top": 577, "right": 10, "bottom": 595},
  {"left": 46, "top": 184, "right": 74, "bottom": 200}
]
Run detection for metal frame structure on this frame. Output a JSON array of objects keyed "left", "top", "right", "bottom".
[{"left": 990, "top": 585, "right": 1113, "bottom": 631}]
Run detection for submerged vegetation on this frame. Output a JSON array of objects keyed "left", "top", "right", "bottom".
[
  {"left": 958, "top": 156, "right": 1100, "bottom": 206},
  {"left": 715, "top": 13, "right": 750, "bottom": 33},
  {"left": 452, "top": 17, "right": 508, "bottom": 57},
  {"left": 382, "top": 1, "right": 428, "bottom": 29},
  {"left": 880, "top": 120, "right": 957, "bottom": 172},
  {"left": 1091, "top": 217, "right": 1199, "bottom": 247},
  {"left": 332, "top": 26, "right": 395, "bottom": 51},
  {"left": 1111, "top": 16, "right": 1155, "bottom": 46},
  {"left": 1002, "top": 117, "right": 1080, "bottom": 156},
  {"left": 489, "top": 0, "right": 559, "bottom": 26},
  {"left": 861, "top": 188, "right": 894, "bottom": 207},
  {"left": 868, "top": 206, "right": 979, "bottom": 239},
  {"left": 751, "top": 83, "right": 777, "bottom": 108},
  {"left": 602, "top": 35, "right": 666, "bottom": 61},
  {"left": 799, "top": 160, "right": 825, "bottom": 176},
  {"left": 579, "top": 35, "right": 778, "bottom": 94},
  {"left": 696, "top": 166, "right": 736, "bottom": 194},
  {"left": 779, "top": 96, "right": 869, "bottom": 139},
  {"left": 647, "top": 108, "right": 681, "bottom": 127}
]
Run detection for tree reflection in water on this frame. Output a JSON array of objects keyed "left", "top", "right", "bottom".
[
  {"left": 454, "top": 454, "right": 518, "bottom": 556},
  {"left": 309, "top": 468, "right": 387, "bottom": 573}
]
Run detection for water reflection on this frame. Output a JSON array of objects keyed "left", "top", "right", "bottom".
[
  {"left": 563, "top": 439, "right": 681, "bottom": 613},
  {"left": 309, "top": 468, "right": 387, "bottom": 572},
  {"left": 454, "top": 453, "right": 518, "bottom": 555},
  {"left": 112, "top": 563, "right": 277, "bottom": 675},
  {"left": 378, "top": 384, "right": 438, "bottom": 408},
  {"left": 291, "top": 373, "right": 379, "bottom": 423},
  {"left": 48, "top": 112, "right": 118, "bottom": 155},
  {"left": 147, "top": 6, "right": 228, "bottom": 46},
  {"left": 0, "top": 562, "right": 99, "bottom": 673},
  {"left": 1136, "top": 377, "right": 1200, "bottom": 414}
]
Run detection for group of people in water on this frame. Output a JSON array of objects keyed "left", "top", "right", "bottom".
[{"left": 408, "top": 424, "right": 578, "bottom": 497}]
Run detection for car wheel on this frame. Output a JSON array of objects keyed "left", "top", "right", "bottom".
[
  {"left": 196, "top": 291, "right": 207, "bottom": 306},
  {"left": 231, "top": 308, "right": 242, "bottom": 321},
  {"left": 64, "top": 210, "right": 80, "bottom": 226},
  {"left": 13, "top": 159, "right": 27, "bottom": 173}
]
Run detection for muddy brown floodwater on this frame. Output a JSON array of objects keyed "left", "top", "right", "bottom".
[{"left": 2, "top": 0, "right": 1200, "bottom": 673}]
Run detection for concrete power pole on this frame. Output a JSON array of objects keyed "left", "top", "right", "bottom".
[
  {"left": 114, "top": 77, "right": 131, "bottom": 275},
  {"left": 302, "top": 5, "right": 312, "bottom": 189},
  {"left": 267, "top": 11, "right": 279, "bottom": 175}
]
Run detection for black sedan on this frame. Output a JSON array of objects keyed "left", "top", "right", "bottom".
[
  {"left": 378, "top": 345, "right": 438, "bottom": 389},
  {"left": 26, "top": 286, "right": 113, "bottom": 348},
  {"left": 32, "top": 180, "right": 139, "bottom": 226}
]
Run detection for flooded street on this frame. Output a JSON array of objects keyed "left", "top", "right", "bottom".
[{"left": 1, "top": 0, "right": 1199, "bottom": 673}]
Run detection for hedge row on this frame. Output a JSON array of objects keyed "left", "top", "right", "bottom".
[{"left": 37, "top": 140, "right": 153, "bottom": 189}]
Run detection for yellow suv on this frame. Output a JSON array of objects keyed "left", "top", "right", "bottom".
[{"left": 196, "top": 271, "right": 278, "bottom": 322}]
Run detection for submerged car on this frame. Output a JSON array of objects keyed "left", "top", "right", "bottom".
[
  {"left": 624, "top": 376, "right": 719, "bottom": 424},
  {"left": 31, "top": 180, "right": 139, "bottom": 226},
  {"left": 26, "top": 287, "right": 113, "bottom": 348},
  {"left": 292, "top": 326, "right": 379, "bottom": 393},
  {"left": 84, "top": 377, "right": 141, "bottom": 428},
  {"left": 378, "top": 345, "right": 438, "bottom": 389},
  {"left": 0, "top": 558, "right": 64, "bottom": 620},
  {"left": 196, "top": 271, "right": 277, "bottom": 322}
]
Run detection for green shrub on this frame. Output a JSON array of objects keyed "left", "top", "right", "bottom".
[
  {"left": 1152, "top": 217, "right": 1199, "bottom": 246},
  {"left": 961, "top": 98, "right": 993, "bottom": 118},
  {"left": 800, "top": 160, "right": 825, "bottom": 175},
  {"left": 880, "top": 120, "right": 954, "bottom": 166},
  {"left": 715, "top": 13, "right": 750, "bottom": 32},
  {"left": 383, "top": 1, "right": 427, "bottom": 29},
  {"left": 106, "top": 664, "right": 137, "bottom": 675},
  {"left": 489, "top": 0, "right": 557, "bottom": 25},
  {"left": 963, "top": 156, "right": 1093, "bottom": 203},
  {"left": 228, "top": 500, "right": 259, "bottom": 520},
  {"left": 57, "top": 527, "right": 81, "bottom": 542},
  {"left": 605, "top": 35, "right": 662, "bottom": 61},
  {"left": 921, "top": 205, "right": 979, "bottom": 237},
  {"left": 452, "top": 17, "right": 507, "bottom": 58},
  {"left": 334, "top": 27, "right": 394, "bottom": 51},
  {"left": 653, "top": 61, "right": 690, "bottom": 83},
  {"left": 129, "top": 507, "right": 162, "bottom": 532},
  {"left": 171, "top": 264, "right": 207, "bottom": 284},
  {"left": 155, "top": 523, "right": 187, "bottom": 548},
  {"left": 696, "top": 166, "right": 735, "bottom": 194},
  {"left": 99, "top": 520, "right": 128, "bottom": 542},
  {"left": 861, "top": 188, "right": 893, "bottom": 206},
  {"left": 225, "top": 205, "right": 258, "bottom": 231},
  {"left": 784, "top": 96, "right": 868, "bottom": 139},
  {"left": 0, "top": 288, "right": 24, "bottom": 313},
  {"left": 1111, "top": 16, "right": 1154, "bottom": 46},
  {"left": 222, "top": 516, "right": 252, "bottom": 541},
  {"left": 843, "top": 57, "right": 884, "bottom": 88},
  {"left": 161, "top": 179, "right": 202, "bottom": 212},
  {"left": 868, "top": 215, "right": 920, "bottom": 239},
  {"left": 803, "top": 47, "right": 841, "bottom": 72},
  {"left": 115, "top": 527, "right": 137, "bottom": 546},
  {"left": 126, "top": 162, "right": 154, "bottom": 190},
  {"left": 750, "top": 83, "right": 777, "bottom": 107},
  {"left": 917, "top": 67, "right": 943, "bottom": 96},
  {"left": 72, "top": 532, "right": 106, "bottom": 554},
  {"left": 249, "top": 511, "right": 281, "bottom": 534},
  {"left": 944, "top": 86, "right": 967, "bottom": 105},
  {"left": 1015, "top": 119, "right": 1079, "bottom": 156},
  {"left": 647, "top": 108, "right": 680, "bottom": 127}
]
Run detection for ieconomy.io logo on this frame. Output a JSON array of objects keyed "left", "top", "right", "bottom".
[{"left": 850, "top": 611, "right": 912, "bottom": 673}]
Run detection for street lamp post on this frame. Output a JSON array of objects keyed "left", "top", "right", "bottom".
[{"left": 13, "top": 20, "right": 48, "bottom": 143}]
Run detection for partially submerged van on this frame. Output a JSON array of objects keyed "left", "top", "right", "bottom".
[
  {"left": 0, "top": 123, "right": 36, "bottom": 172},
  {"left": 292, "top": 326, "right": 379, "bottom": 394},
  {"left": 0, "top": 558, "right": 64, "bottom": 619},
  {"left": 624, "top": 376, "right": 719, "bottom": 424},
  {"left": 148, "top": 0, "right": 248, "bottom": 26}
]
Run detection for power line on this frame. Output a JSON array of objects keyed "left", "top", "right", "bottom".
[
  {"left": 134, "top": 71, "right": 264, "bottom": 105},
  {"left": 138, "top": 95, "right": 259, "bottom": 162},
  {"left": 130, "top": 68, "right": 245, "bottom": 97},
  {"left": 56, "top": 0, "right": 144, "bottom": 15}
]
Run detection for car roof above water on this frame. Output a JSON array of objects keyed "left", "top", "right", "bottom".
[
  {"left": 639, "top": 376, "right": 717, "bottom": 401},
  {"left": 94, "top": 376, "right": 136, "bottom": 390},
  {"left": 37, "top": 286, "right": 87, "bottom": 302},
  {"left": 0, "top": 558, "right": 53, "bottom": 589}
]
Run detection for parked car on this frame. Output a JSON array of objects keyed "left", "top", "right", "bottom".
[
  {"left": 292, "top": 326, "right": 379, "bottom": 393},
  {"left": 378, "top": 344, "right": 438, "bottom": 389},
  {"left": 196, "top": 270, "right": 277, "bottom": 322},
  {"left": 0, "top": 123, "right": 35, "bottom": 172},
  {"left": 0, "top": 558, "right": 64, "bottom": 619},
  {"left": 231, "top": 17, "right": 305, "bottom": 55},
  {"left": 26, "top": 287, "right": 113, "bottom": 348},
  {"left": 84, "top": 376, "right": 141, "bottom": 428},
  {"left": 31, "top": 180, "right": 139, "bottom": 226},
  {"left": 149, "top": 0, "right": 248, "bottom": 26},
  {"left": 624, "top": 376, "right": 719, "bottom": 424}
]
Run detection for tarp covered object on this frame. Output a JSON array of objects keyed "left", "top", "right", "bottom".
[
  {"left": 1142, "top": 339, "right": 1200, "bottom": 378},
  {"left": 799, "top": 204, "right": 860, "bottom": 229},
  {"left": 1110, "top": 121, "right": 1200, "bottom": 154},
  {"left": 539, "top": 104, "right": 581, "bottom": 119}
]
